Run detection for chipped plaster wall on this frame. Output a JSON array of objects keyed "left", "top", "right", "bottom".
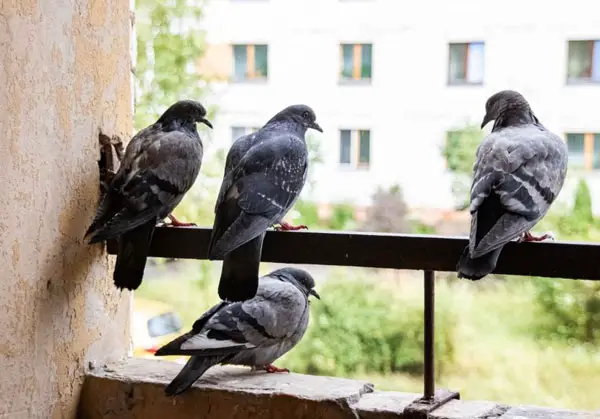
[{"left": 0, "top": 0, "right": 132, "bottom": 417}]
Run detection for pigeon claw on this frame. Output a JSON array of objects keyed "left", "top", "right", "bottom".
[
  {"left": 518, "top": 231, "right": 555, "bottom": 243},
  {"left": 264, "top": 364, "right": 289, "bottom": 374},
  {"left": 274, "top": 221, "right": 308, "bottom": 231},
  {"left": 165, "top": 214, "right": 197, "bottom": 227}
]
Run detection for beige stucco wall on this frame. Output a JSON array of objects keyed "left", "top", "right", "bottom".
[{"left": 0, "top": 1, "right": 132, "bottom": 417}]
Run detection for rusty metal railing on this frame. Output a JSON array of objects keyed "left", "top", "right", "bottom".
[{"left": 107, "top": 227, "right": 600, "bottom": 417}]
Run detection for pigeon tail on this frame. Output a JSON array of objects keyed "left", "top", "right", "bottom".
[
  {"left": 208, "top": 207, "right": 270, "bottom": 260},
  {"left": 164, "top": 355, "right": 226, "bottom": 397},
  {"left": 456, "top": 246, "right": 503, "bottom": 280},
  {"left": 218, "top": 233, "right": 264, "bottom": 301},
  {"left": 113, "top": 221, "right": 156, "bottom": 290}
]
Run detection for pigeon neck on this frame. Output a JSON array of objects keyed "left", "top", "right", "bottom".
[
  {"left": 492, "top": 108, "right": 540, "bottom": 131},
  {"left": 264, "top": 120, "right": 307, "bottom": 138},
  {"left": 160, "top": 119, "right": 200, "bottom": 138}
]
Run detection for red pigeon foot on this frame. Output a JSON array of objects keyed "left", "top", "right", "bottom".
[
  {"left": 264, "top": 364, "right": 290, "bottom": 373},
  {"left": 274, "top": 221, "right": 307, "bottom": 231},
  {"left": 166, "top": 214, "right": 197, "bottom": 227},
  {"left": 518, "top": 231, "right": 555, "bottom": 243}
]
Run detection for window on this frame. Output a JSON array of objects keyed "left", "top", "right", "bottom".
[
  {"left": 566, "top": 133, "right": 600, "bottom": 171},
  {"left": 231, "top": 126, "right": 260, "bottom": 142},
  {"left": 340, "top": 44, "right": 372, "bottom": 82},
  {"left": 232, "top": 44, "right": 268, "bottom": 81},
  {"left": 448, "top": 42, "right": 485, "bottom": 85},
  {"left": 339, "top": 129, "right": 371, "bottom": 168},
  {"left": 567, "top": 40, "right": 600, "bottom": 83}
]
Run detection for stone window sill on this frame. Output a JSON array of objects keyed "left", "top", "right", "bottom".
[{"left": 79, "top": 358, "right": 598, "bottom": 419}]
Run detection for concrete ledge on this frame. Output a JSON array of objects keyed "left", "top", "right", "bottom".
[{"left": 78, "top": 358, "right": 599, "bottom": 419}]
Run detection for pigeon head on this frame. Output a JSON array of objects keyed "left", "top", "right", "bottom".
[
  {"left": 268, "top": 105, "right": 323, "bottom": 134},
  {"left": 270, "top": 267, "right": 320, "bottom": 300},
  {"left": 158, "top": 100, "right": 213, "bottom": 129},
  {"left": 481, "top": 90, "right": 532, "bottom": 129}
]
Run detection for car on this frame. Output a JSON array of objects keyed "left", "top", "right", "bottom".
[{"left": 131, "top": 297, "right": 189, "bottom": 365}]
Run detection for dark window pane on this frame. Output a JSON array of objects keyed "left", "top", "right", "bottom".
[
  {"left": 340, "top": 130, "right": 351, "bottom": 164},
  {"left": 341, "top": 44, "right": 354, "bottom": 79},
  {"left": 359, "top": 130, "right": 370, "bottom": 165},
  {"left": 593, "top": 41, "right": 600, "bottom": 81},
  {"left": 466, "top": 42, "right": 484, "bottom": 83},
  {"left": 567, "top": 41, "right": 593, "bottom": 81},
  {"left": 255, "top": 44, "right": 268, "bottom": 78},
  {"left": 594, "top": 134, "right": 600, "bottom": 169},
  {"left": 448, "top": 43, "right": 466, "bottom": 83},
  {"left": 567, "top": 133, "right": 585, "bottom": 168},
  {"left": 361, "top": 44, "right": 372, "bottom": 79},
  {"left": 233, "top": 45, "right": 247, "bottom": 81},
  {"left": 231, "top": 126, "right": 246, "bottom": 142},
  {"left": 147, "top": 312, "right": 182, "bottom": 338}
]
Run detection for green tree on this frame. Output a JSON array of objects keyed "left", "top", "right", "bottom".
[
  {"left": 441, "top": 125, "right": 484, "bottom": 208},
  {"left": 134, "top": 0, "right": 211, "bottom": 130},
  {"left": 134, "top": 0, "right": 219, "bottom": 270}
]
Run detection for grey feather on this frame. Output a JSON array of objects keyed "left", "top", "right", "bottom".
[
  {"left": 208, "top": 105, "right": 321, "bottom": 301},
  {"left": 85, "top": 100, "right": 211, "bottom": 290},
  {"left": 155, "top": 267, "right": 319, "bottom": 396},
  {"left": 457, "top": 90, "right": 567, "bottom": 280}
]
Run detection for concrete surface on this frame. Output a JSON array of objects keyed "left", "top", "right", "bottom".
[
  {"left": 0, "top": 1, "right": 132, "bottom": 417},
  {"left": 79, "top": 358, "right": 600, "bottom": 419}
]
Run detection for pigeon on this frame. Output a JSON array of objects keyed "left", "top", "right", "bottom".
[
  {"left": 155, "top": 267, "right": 320, "bottom": 396},
  {"left": 457, "top": 90, "right": 568, "bottom": 280},
  {"left": 84, "top": 100, "right": 212, "bottom": 290},
  {"left": 207, "top": 105, "right": 323, "bottom": 302}
]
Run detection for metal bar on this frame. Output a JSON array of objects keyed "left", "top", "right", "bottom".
[
  {"left": 424, "top": 270, "right": 435, "bottom": 400},
  {"left": 107, "top": 227, "right": 600, "bottom": 281}
]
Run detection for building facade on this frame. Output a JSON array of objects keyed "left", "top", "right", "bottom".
[{"left": 198, "top": 0, "right": 600, "bottom": 211}]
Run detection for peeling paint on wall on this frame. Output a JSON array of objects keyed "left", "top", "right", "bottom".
[{"left": 0, "top": 0, "right": 132, "bottom": 418}]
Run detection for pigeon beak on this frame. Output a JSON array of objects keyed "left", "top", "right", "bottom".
[
  {"left": 311, "top": 122, "right": 324, "bottom": 133},
  {"left": 480, "top": 114, "right": 491, "bottom": 129},
  {"left": 200, "top": 118, "right": 213, "bottom": 129},
  {"left": 309, "top": 289, "right": 321, "bottom": 300}
]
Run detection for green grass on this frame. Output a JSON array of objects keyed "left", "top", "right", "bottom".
[
  {"left": 355, "top": 279, "right": 600, "bottom": 411},
  {"left": 134, "top": 265, "right": 600, "bottom": 411}
]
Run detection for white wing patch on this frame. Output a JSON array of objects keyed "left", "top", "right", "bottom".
[{"left": 180, "top": 333, "right": 254, "bottom": 351}]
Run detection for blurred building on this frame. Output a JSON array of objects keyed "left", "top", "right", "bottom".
[{"left": 197, "top": 0, "right": 600, "bottom": 213}]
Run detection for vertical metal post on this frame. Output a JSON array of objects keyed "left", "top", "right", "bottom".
[{"left": 424, "top": 270, "right": 435, "bottom": 400}]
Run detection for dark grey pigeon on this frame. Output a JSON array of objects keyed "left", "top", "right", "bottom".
[
  {"left": 207, "top": 105, "right": 322, "bottom": 302},
  {"left": 457, "top": 90, "right": 568, "bottom": 280},
  {"left": 155, "top": 267, "right": 320, "bottom": 396},
  {"left": 85, "top": 100, "right": 212, "bottom": 290}
]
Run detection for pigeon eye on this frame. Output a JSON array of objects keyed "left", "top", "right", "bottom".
[{"left": 302, "top": 111, "right": 309, "bottom": 120}]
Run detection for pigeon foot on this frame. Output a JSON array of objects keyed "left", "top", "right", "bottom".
[
  {"left": 518, "top": 231, "right": 555, "bottom": 243},
  {"left": 165, "top": 214, "right": 197, "bottom": 227},
  {"left": 264, "top": 364, "right": 289, "bottom": 373},
  {"left": 274, "top": 221, "right": 307, "bottom": 231}
]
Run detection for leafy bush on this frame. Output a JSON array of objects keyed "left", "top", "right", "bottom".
[
  {"left": 327, "top": 203, "right": 356, "bottom": 230},
  {"left": 359, "top": 185, "right": 410, "bottom": 233},
  {"left": 533, "top": 179, "right": 600, "bottom": 344},
  {"left": 282, "top": 275, "right": 456, "bottom": 377},
  {"left": 441, "top": 125, "right": 484, "bottom": 208},
  {"left": 534, "top": 278, "right": 600, "bottom": 344}
]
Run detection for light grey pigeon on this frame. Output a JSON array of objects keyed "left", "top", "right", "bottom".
[
  {"left": 207, "top": 105, "right": 323, "bottom": 302},
  {"left": 155, "top": 267, "right": 320, "bottom": 396},
  {"left": 457, "top": 90, "right": 568, "bottom": 280},
  {"left": 85, "top": 100, "right": 212, "bottom": 290}
]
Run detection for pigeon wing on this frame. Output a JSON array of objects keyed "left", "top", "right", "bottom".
[
  {"left": 468, "top": 126, "right": 567, "bottom": 258},
  {"left": 208, "top": 135, "right": 308, "bottom": 257},
  {"left": 88, "top": 129, "right": 202, "bottom": 243}
]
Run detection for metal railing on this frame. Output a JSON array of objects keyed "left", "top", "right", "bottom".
[{"left": 108, "top": 227, "right": 600, "bottom": 417}]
